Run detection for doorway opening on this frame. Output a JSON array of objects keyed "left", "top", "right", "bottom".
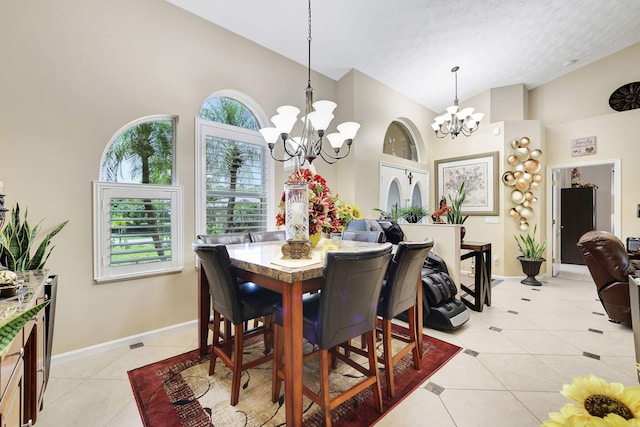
[{"left": 546, "top": 159, "right": 620, "bottom": 277}]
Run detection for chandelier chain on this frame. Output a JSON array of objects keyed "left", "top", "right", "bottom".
[{"left": 307, "top": 0, "right": 312, "bottom": 86}]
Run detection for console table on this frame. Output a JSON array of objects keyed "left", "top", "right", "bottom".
[
  {"left": 0, "top": 270, "right": 51, "bottom": 426},
  {"left": 460, "top": 242, "right": 492, "bottom": 312}
]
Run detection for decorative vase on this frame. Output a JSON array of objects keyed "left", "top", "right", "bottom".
[
  {"left": 518, "top": 256, "right": 545, "bottom": 286},
  {"left": 460, "top": 225, "right": 466, "bottom": 242},
  {"left": 284, "top": 182, "right": 309, "bottom": 242},
  {"left": 309, "top": 232, "right": 321, "bottom": 248}
]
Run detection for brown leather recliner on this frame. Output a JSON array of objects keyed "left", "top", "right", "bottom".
[{"left": 576, "top": 230, "right": 632, "bottom": 326}]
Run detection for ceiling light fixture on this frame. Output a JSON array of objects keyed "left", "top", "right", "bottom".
[
  {"left": 258, "top": 0, "right": 359, "bottom": 169},
  {"left": 431, "top": 66, "right": 484, "bottom": 139}
]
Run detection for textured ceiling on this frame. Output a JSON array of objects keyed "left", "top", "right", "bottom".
[{"left": 166, "top": 0, "right": 640, "bottom": 113}]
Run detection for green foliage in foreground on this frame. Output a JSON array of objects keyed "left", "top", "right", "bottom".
[{"left": 0, "top": 300, "right": 50, "bottom": 356}]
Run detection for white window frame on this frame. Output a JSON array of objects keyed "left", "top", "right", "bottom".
[
  {"left": 195, "top": 118, "right": 274, "bottom": 235},
  {"left": 93, "top": 182, "right": 184, "bottom": 283}
]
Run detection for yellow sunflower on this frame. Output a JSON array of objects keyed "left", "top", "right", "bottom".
[
  {"left": 603, "top": 413, "right": 640, "bottom": 426},
  {"left": 561, "top": 375, "right": 640, "bottom": 421},
  {"left": 350, "top": 205, "right": 363, "bottom": 220}
]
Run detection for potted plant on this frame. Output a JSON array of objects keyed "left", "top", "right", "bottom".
[
  {"left": 0, "top": 203, "right": 68, "bottom": 271},
  {"left": 515, "top": 224, "right": 547, "bottom": 286},
  {"left": 399, "top": 205, "right": 429, "bottom": 224},
  {"left": 446, "top": 181, "right": 469, "bottom": 240}
]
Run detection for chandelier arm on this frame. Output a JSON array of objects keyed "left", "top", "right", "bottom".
[
  {"left": 268, "top": 148, "right": 292, "bottom": 163},
  {"left": 317, "top": 140, "right": 352, "bottom": 162}
]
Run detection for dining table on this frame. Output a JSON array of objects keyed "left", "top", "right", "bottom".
[{"left": 196, "top": 239, "right": 424, "bottom": 426}]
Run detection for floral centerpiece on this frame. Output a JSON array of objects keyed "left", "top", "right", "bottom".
[
  {"left": 276, "top": 169, "right": 340, "bottom": 241},
  {"left": 543, "top": 374, "right": 640, "bottom": 426}
]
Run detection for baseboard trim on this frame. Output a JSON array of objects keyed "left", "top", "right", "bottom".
[{"left": 50, "top": 319, "right": 198, "bottom": 367}]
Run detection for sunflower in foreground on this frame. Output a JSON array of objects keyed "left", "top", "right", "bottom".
[{"left": 543, "top": 375, "right": 640, "bottom": 426}]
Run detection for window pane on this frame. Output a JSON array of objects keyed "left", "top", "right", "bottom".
[
  {"left": 110, "top": 197, "right": 172, "bottom": 266},
  {"left": 206, "top": 136, "right": 267, "bottom": 234},
  {"left": 383, "top": 121, "right": 417, "bottom": 161},
  {"left": 200, "top": 96, "right": 259, "bottom": 130},
  {"left": 101, "top": 119, "right": 174, "bottom": 184}
]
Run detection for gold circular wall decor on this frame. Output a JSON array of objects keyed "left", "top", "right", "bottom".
[{"left": 503, "top": 136, "right": 543, "bottom": 231}]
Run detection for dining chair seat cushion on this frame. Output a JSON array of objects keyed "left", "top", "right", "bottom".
[{"left": 238, "top": 281, "right": 282, "bottom": 321}]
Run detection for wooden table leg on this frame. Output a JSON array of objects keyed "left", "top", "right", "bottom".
[
  {"left": 198, "top": 267, "right": 210, "bottom": 357},
  {"left": 282, "top": 280, "right": 304, "bottom": 426},
  {"left": 416, "top": 276, "right": 423, "bottom": 357}
]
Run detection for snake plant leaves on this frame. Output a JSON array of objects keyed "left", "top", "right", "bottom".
[
  {"left": 0, "top": 203, "right": 68, "bottom": 271},
  {"left": 0, "top": 300, "right": 50, "bottom": 357}
]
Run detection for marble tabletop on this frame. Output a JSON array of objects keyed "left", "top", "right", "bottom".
[{"left": 0, "top": 269, "right": 48, "bottom": 324}]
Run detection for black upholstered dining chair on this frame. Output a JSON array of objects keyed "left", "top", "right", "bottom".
[
  {"left": 341, "top": 230, "right": 386, "bottom": 243},
  {"left": 271, "top": 244, "right": 393, "bottom": 426},
  {"left": 248, "top": 230, "right": 286, "bottom": 242},
  {"left": 376, "top": 239, "right": 433, "bottom": 397},
  {"left": 195, "top": 233, "right": 251, "bottom": 341},
  {"left": 196, "top": 232, "right": 249, "bottom": 245},
  {"left": 193, "top": 243, "right": 281, "bottom": 406}
]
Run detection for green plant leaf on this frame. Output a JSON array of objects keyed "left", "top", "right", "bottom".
[
  {"left": 0, "top": 203, "right": 68, "bottom": 271},
  {"left": 0, "top": 300, "right": 50, "bottom": 357}
]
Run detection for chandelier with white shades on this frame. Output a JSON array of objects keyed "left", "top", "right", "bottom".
[
  {"left": 258, "top": 0, "right": 360, "bottom": 168},
  {"left": 431, "top": 66, "right": 485, "bottom": 139}
]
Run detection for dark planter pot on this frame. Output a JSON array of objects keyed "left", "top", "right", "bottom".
[{"left": 517, "top": 256, "right": 545, "bottom": 286}]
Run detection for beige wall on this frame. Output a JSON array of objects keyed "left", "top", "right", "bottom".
[{"left": 3, "top": 0, "right": 640, "bottom": 354}]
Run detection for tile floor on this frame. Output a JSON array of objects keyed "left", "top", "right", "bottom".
[{"left": 37, "top": 264, "right": 638, "bottom": 427}]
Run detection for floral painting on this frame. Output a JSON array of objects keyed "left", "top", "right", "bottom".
[{"left": 435, "top": 152, "right": 499, "bottom": 215}]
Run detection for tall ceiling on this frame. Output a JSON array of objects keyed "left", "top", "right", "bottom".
[{"left": 166, "top": 0, "right": 640, "bottom": 113}]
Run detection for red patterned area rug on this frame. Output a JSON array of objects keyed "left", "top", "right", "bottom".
[{"left": 128, "top": 325, "right": 461, "bottom": 427}]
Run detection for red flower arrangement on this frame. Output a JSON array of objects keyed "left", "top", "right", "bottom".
[{"left": 276, "top": 169, "right": 343, "bottom": 236}]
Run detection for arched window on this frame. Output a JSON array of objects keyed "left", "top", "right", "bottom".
[
  {"left": 94, "top": 115, "right": 182, "bottom": 282},
  {"left": 383, "top": 120, "right": 418, "bottom": 161},
  {"left": 196, "top": 93, "right": 272, "bottom": 235}
]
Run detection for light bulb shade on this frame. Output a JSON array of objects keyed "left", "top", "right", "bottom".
[
  {"left": 276, "top": 105, "right": 300, "bottom": 118},
  {"left": 307, "top": 111, "right": 334, "bottom": 131},
  {"left": 430, "top": 123, "right": 440, "bottom": 131},
  {"left": 434, "top": 115, "right": 446, "bottom": 125},
  {"left": 336, "top": 121, "right": 360, "bottom": 139},
  {"left": 446, "top": 105, "right": 459, "bottom": 115},
  {"left": 271, "top": 114, "right": 297, "bottom": 134},
  {"left": 312, "top": 100, "right": 337, "bottom": 114},
  {"left": 458, "top": 107, "right": 474, "bottom": 118},
  {"left": 326, "top": 132, "right": 345, "bottom": 149},
  {"left": 259, "top": 127, "right": 281, "bottom": 144},
  {"left": 471, "top": 112, "right": 485, "bottom": 122}
]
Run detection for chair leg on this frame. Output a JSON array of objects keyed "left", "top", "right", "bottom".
[
  {"left": 209, "top": 311, "right": 222, "bottom": 376},
  {"left": 230, "top": 323, "right": 244, "bottom": 406},
  {"left": 271, "top": 324, "right": 283, "bottom": 403},
  {"left": 319, "top": 349, "right": 333, "bottom": 427},
  {"left": 263, "top": 315, "right": 273, "bottom": 355},
  {"left": 407, "top": 306, "right": 421, "bottom": 368},
  {"left": 381, "top": 318, "right": 395, "bottom": 397},
  {"left": 366, "top": 330, "right": 383, "bottom": 413}
]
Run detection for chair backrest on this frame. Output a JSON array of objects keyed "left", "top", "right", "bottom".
[
  {"left": 378, "top": 239, "right": 434, "bottom": 319},
  {"left": 196, "top": 233, "right": 249, "bottom": 245},
  {"left": 318, "top": 244, "right": 393, "bottom": 350},
  {"left": 192, "top": 243, "right": 243, "bottom": 324},
  {"left": 346, "top": 219, "right": 404, "bottom": 244},
  {"left": 342, "top": 230, "right": 386, "bottom": 243},
  {"left": 577, "top": 230, "right": 630, "bottom": 290},
  {"left": 248, "top": 230, "right": 286, "bottom": 243}
]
